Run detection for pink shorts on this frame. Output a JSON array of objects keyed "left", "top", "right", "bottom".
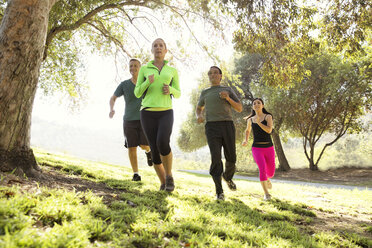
[{"left": 252, "top": 146, "right": 275, "bottom": 181}]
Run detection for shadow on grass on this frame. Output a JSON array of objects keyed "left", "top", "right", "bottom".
[
  {"left": 185, "top": 197, "right": 321, "bottom": 247},
  {"left": 93, "top": 187, "right": 172, "bottom": 247},
  {"left": 99, "top": 177, "right": 320, "bottom": 247},
  {"left": 269, "top": 198, "right": 316, "bottom": 217}
]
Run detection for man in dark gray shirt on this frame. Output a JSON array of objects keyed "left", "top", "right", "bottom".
[
  {"left": 109, "top": 59, "right": 153, "bottom": 182},
  {"left": 196, "top": 66, "right": 243, "bottom": 200}
]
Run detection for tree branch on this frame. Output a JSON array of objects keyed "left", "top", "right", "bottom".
[
  {"left": 314, "top": 100, "right": 354, "bottom": 166},
  {"left": 86, "top": 21, "right": 132, "bottom": 57},
  {"left": 115, "top": 7, "right": 157, "bottom": 43},
  {"left": 303, "top": 136, "right": 310, "bottom": 161},
  {"left": 151, "top": 0, "right": 218, "bottom": 61},
  {"left": 43, "top": 1, "right": 148, "bottom": 60}
]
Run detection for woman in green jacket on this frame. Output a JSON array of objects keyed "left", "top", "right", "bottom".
[{"left": 134, "top": 38, "right": 181, "bottom": 191}]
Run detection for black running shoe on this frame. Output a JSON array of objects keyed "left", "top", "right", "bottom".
[
  {"left": 145, "top": 151, "right": 153, "bottom": 166},
  {"left": 223, "top": 176, "right": 236, "bottom": 191},
  {"left": 165, "top": 176, "right": 175, "bottom": 192},
  {"left": 132, "top": 174, "right": 141, "bottom": 181}
]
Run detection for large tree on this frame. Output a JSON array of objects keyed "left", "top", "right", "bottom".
[
  {"left": 0, "top": 0, "right": 58, "bottom": 177},
  {"left": 0, "top": 0, "right": 221, "bottom": 177},
  {"left": 286, "top": 53, "right": 371, "bottom": 171}
]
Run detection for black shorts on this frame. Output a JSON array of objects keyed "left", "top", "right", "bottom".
[{"left": 123, "top": 120, "right": 149, "bottom": 148}]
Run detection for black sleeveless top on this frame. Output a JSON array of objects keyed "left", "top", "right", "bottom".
[{"left": 251, "top": 115, "right": 273, "bottom": 148}]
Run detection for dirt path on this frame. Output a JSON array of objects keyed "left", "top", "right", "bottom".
[
  {"left": 180, "top": 168, "right": 372, "bottom": 190},
  {"left": 273, "top": 168, "right": 372, "bottom": 187}
]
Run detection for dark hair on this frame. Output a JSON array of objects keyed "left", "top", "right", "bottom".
[
  {"left": 210, "top": 66, "right": 222, "bottom": 75},
  {"left": 129, "top": 58, "right": 141, "bottom": 64},
  {"left": 244, "top": 98, "right": 273, "bottom": 120}
]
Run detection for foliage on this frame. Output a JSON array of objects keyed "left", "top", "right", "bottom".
[
  {"left": 221, "top": 0, "right": 371, "bottom": 87},
  {"left": 221, "top": 0, "right": 318, "bottom": 86},
  {"left": 320, "top": 0, "right": 372, "bottom": 56},
  {"left": 177, "top": 70, "right": 210, "bottom": 152},
  {"left": 235, "top": 51, "right": 371, "bottom": 170},
  {"left": 286, "top": 52, "right": 371, "bottom": 170},
  {"left": 0, "top": 149, "right": 371, "bottom": 247}
]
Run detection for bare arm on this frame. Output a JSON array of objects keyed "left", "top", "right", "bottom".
[
  {"left": 227, "top": 97, "right": 243, "bottom": 112},
  {"left": 220, "top": 91, "right": 243, "bottom": 112},
  {"left": 257, "top": 115, "right": 273, "bottom": 134},
  {"left": 109, "top": 95, "right": 117, "bottom": 118},
  {"left": 242, "top": 118, "right": 252, "bottom": 146},
  {"left": 196, "top": 105, "right": 205, "bottom": 123}
]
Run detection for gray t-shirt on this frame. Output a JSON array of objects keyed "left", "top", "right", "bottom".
[
  {"left": 114, "top": 79, "right": 142, "bottom": 121},
  {"left": 197, "top": 85, "right": 240, "bottom": 122}
]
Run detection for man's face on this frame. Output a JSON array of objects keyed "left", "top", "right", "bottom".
[
  {"left": 208, "top": 67, "right": 222, "bottom": 85},
  {"left": 129, "top": 60, "right": 140, "bottom": 76}
]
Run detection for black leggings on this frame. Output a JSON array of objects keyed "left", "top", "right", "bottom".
[{"left": 140, "top": 109, "right": 173, "bottom": 165}]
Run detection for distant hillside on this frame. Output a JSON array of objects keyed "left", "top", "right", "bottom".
[
  {"left": 31, "top": 116, "right": 131, "bottom": 166},
  {"left": 30, "top": 116, "right": 211, "bottom": 169}
]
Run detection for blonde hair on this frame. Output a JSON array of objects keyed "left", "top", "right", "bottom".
[{"left": 152, "top": 38, "right": 167, "bottom": 49}]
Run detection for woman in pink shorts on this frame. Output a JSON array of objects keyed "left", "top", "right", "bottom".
[{"left": 242, "top": 98, "right": 275, "bottom": 200}]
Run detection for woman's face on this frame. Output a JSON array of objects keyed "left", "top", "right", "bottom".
[
  {"left": 151, "top": 39, "right": 167, "bottom": 58},
  {"left": 252, "top": 99, "right": 264, "bottom": 111}
]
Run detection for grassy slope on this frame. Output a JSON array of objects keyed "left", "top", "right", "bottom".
[{"left": 0, "top": 150, "right": 371, "bottom": 248}]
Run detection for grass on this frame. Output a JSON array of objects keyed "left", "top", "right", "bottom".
[{"left": 0, "top": 149, "right": 371, "bottom": 247}]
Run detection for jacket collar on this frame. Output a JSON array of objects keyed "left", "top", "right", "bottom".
[{"left": 146, "top": 60, "right": 169, "bottom": 69}]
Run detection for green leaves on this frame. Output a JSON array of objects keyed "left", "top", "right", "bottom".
[
  {"left": 39, "top": 38, "right": 88, "bottom": 110},
  {"left": 223, "top": 0, "right": 370, "bottom": 87}
]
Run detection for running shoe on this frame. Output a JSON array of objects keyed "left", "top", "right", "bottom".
[
  {"left": 132, "top": 174, "right": 141, "bottom": 181},
  {"left": 165, "top": 176, "right": 175, "bottom": 192},
  {"left": 216, "top": 193, "right": 225, "bottom": 201},
  {"left": 223, "top": 176, "right": 237, "bottom": 191},
  {"left": 264, "top": 194, "right": 272, "bottom": 201}
]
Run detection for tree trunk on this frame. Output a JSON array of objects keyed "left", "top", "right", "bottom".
[
  {"left": 309, "top": 160, "right": 319, "bottom": 171},
  {"left": 271, "top": 128, "right": 291, "bottom": 171},
  {"left": 308, "top": 144, "right": 318, "bottom": 171},
  {"left": 0, "top": 0, "right": 57, "bottom": 177}
]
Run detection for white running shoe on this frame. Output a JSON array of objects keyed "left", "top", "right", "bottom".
[
  {"left": 216, "top": 193, "right": 225, "bottom": 201},
  {"left": 264, "top": 194, "right": 272, "bottom": 201}
]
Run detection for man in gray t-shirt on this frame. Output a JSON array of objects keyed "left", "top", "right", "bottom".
[
  {"left": 196, "top": 66, "right": 243, "bottom": 201},
  {"left": 109, "top": 59, "right": 152, "bottom": 182}
]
